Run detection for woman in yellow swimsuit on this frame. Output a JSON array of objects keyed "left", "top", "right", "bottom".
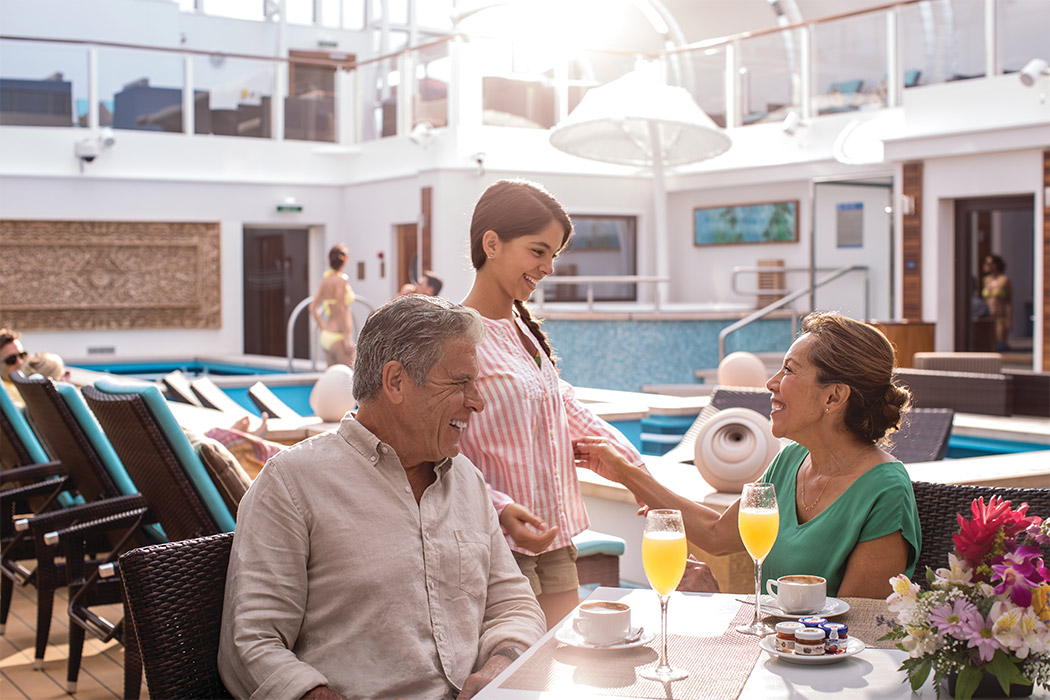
[
  {"left": 981, "top": 254, "right": 1012, "bottom": 352},
  {"left": 309, "top": 243, "right": 356, "bottom": 367}
]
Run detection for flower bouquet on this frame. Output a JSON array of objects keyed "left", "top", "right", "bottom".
[{"left": 880, "top": 496, "right": 1050, "bottom": 699}]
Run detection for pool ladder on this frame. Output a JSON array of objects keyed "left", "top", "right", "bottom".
[{"left": 285, "top": 295, "right": 376, "bottom": 373}]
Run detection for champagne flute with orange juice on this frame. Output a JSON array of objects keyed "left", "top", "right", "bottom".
[
  {"left": 736, "top": 482, "right": 779, "bottom": 636},
  {"left": 640, "top": 509, "right": 688, "bottom": 682}
]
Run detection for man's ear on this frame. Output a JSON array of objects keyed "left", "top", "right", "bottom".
[{"left": 381, "top": 360, "right": 408, "bottom": 404}]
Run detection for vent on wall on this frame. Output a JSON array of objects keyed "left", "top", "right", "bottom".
[{"left": 87, "top": 346, "right": 115, "bottom": 355}]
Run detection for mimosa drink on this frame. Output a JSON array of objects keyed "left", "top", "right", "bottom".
[
  {"left": 738, "top": 508, "right": 779, "bottom": 561},
  {"left": 642, "top": 531, "right": 688, "bottom": 596}
]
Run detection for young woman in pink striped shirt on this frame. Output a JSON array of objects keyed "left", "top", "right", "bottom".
[{"left": 460, "top": 179, "right": 644, "bottom": 628}]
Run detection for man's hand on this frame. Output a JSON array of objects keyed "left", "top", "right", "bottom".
[
  {"left": 677, "top": 555, "right": 720, "bottom": 593},
  {"left": 499, "top": 503, "right": 558, "bottom": 554},
  {"left": 456, "top": 647, "right": 522, "bottom": 699}
]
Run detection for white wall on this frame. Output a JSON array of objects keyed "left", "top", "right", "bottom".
[{"left": 2, "top": 175, "right": 345, "bottom": 361}]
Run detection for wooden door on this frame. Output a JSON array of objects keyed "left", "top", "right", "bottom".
[{"left": 243, "top": 228, "right": 310, "bottom": 358}]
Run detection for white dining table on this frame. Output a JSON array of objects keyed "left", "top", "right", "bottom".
[{"left": 475, "top": 587, "right": 1049, "bottom": 699}]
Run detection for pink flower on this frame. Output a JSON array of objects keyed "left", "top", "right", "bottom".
[
  {"left": 962, "top": 612, "right": 1003, "bottom": 662},
  {"left": 991, "top": 545, "right": 1048, "bottom": 607},
  {"left": 929, "top": 598, "right": 977, "bottom": 640}
]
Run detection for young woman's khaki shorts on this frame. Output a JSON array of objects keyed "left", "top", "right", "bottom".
[{"left": 512, "top": 544, "right": 579, "bottom": 595}]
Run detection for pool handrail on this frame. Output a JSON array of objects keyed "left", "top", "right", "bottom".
[
  {"left": 286, "top": 295, "right": 376, "bottom": 373},
  {"left": 718, "top": 264, "right": 868, "bottom": 362}
]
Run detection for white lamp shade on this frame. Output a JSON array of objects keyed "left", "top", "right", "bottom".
[{"left": 549, "top": 68, "right": 731, "bottom": 167}]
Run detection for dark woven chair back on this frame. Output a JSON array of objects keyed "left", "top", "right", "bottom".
[
  {"left": 120, "top": 532, "right": 234, "bottom": 700},
  {"left": 911, "top": 481, "right": 1050, "bottom": 585},
  {"left": 888, "top": 408, "right": 954, "bottom": 464},
  {"left": 710, "top": 387, "right": 772, "bottom": 418},
  {"left": 12, "top": 373, "right": 118, "bottom": 501},
  {"left": 82, "top": 385, "right": 220, "bottom": 542},
  {"left": 1, "top": 406, "right": 33, "bottom": 469}
]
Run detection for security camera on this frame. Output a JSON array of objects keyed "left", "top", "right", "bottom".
[
  {"left": 471, "top": 151, "right": 486, "bottom": 176},
  {"left": 1020, "top": 58, "right": 1049, "bottom": 87},
  {"left": 75, "top": 138, "right": 99, "bottom": 163},
  {"left": 100, "top": 127, "right": 116, "bottom": 147},
  {"left": 782, "top": 110, "right": 802, "bottom": 136}
]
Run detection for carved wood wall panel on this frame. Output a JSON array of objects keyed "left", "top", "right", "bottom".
[{"left": 0, "top": 220, "right": 221, "bottom": 331}]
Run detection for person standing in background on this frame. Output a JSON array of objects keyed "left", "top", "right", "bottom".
[
  {"left": 981, "top": 254, "right": 1012, "bottom": 352},
  {"left": 309, "top": 244, "right": 356, "bottom": 367}
]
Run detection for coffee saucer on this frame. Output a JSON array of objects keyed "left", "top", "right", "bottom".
[
  {"left": 759, "top": 635, "right": 864, "bottom": 664},
  {"left": 554, "top": 626, "right": 655, "bottom": 650},
  {"left": 758, "top": 596, "right": 850, "bottom": 619}
]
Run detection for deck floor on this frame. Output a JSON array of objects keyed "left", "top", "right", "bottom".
[{"left": 1, "top": 576, "right": 147, "bottom": 700}]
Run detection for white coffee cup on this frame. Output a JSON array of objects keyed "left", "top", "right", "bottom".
[
  {"left": 572, "top": 601, "right": 632, "bottom": 645},
  {"left": 766, "top": 575, "right": 827, "bottom": 614}
]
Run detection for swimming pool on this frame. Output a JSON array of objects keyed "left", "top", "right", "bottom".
[{"left": 72, "top": 359, "right": 317, "bottom": 417}]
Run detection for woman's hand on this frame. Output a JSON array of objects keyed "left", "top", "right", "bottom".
[
  {"left": 572, "top": 437, "right": 634, "bottom": 483},
  {"left": 677, "top": 555, "right": 721, "bottom": 593},
  {"left": 499, "top": 503, "right": 559, "bottom": 554}
]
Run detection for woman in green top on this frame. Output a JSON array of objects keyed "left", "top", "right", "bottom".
[{"left": 575, "top": 311, "right": 921, "bottom": 598}]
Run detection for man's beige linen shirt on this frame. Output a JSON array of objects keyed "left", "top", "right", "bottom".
[{"left": 218, "top": 416, "right": 544, "bottom": 700}]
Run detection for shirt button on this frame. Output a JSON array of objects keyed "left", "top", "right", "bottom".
[
  {"left": 370, "top": 456, "right": 377, "bottom": 462},
  {"left": 404, "top": 485, "right": 411, "bottom": 493}
]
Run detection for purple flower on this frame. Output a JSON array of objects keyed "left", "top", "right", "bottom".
[
  {"left": 1026, "top": 522, "right": 1050, "bottom": 547},
  {"left": 991, "top": 545, "right": 1047, "bottom": 607},
  {"left": 930, "top": 599, "right": 977, "bottom": 640},
  {"left": 962, "top": 612, "right": 1003, "bottom": 662}
]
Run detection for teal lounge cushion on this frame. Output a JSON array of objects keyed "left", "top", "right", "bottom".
[
  {"left": 573, "top": 529, "right": 627, "bottom": 558},
  {"left": 93, "top": 377, "right": 236, "bottom": 533}
]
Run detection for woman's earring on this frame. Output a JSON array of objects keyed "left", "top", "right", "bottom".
[{"left": 487, "top": 253, "right": 494, "bottom": 260}]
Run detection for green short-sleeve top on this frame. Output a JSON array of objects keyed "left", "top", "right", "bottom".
[{"left": 759, "top": 442, "right": 921, "bottom": 596}]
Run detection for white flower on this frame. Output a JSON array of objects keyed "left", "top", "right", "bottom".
[
  {"left": 976, "top": 582, "right": 997, "bottom": 598},
  {"left": 887, "top": 574, "right": 921, "bottom": 623},
  {"left": 933, "top": 553, "right": 973, "bottom": 590},
  {"left": 1014, "top": 609, "right": 1049, "bottom": 659},
  {"left": 991, "top": 601, "right": 1024, "bottom": 653},
  {"left": 900, "top": 625, "right": 938, "bottom": 658}
]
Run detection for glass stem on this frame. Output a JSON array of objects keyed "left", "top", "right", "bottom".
[
  {"left": 658, "top": 594, "right": 670, "bottom": 672},
  {"left": 754, "top": 558, "right": 763, "bottom": 625}
]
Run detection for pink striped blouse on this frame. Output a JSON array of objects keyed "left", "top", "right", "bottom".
[{"left": 459, "top": 315, "right": 644, "bottom": 555}]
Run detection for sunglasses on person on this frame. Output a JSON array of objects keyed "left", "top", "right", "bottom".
[{"left": 3, "top": 351, "right": 27, "bottom": 367}]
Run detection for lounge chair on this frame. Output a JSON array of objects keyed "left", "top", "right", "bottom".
[
  {"left": 189, "top": 376, "right": 253, "bottom": 418},
  {"left": 161, "top": 369, "right": 203, "bottom": 406},
  {"left": 119, "top": 532, "right": 234, "bottom": 699},
  {"left": 61, "top": 378, "right": 238, "bottom": 695},
  {"left": 247, "top": 380, "right": 302, "bottom": 420},
  {"left": 4, "top": 372, "right": 153, "bottom": 680},
  {"left": 889, "top": 408, "right": 954, "bottom": 464}
]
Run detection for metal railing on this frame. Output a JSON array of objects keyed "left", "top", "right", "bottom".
[
  {"left": 718, "top": 265, "right": 869, "bottom": 361},
  {"left": 533, "top": 276, "right": 670, "bottom": 312},
  {"left": 286, "top": 295, "right": 375, "bottom": 373}
]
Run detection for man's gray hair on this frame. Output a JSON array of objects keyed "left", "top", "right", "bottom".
[{"left": 353, "top": 295, "right": 485, "bottom": 403}]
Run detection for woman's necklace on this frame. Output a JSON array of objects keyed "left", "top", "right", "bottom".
[{"left": 799, "top": 448, "right": 865, "bottom": 512}]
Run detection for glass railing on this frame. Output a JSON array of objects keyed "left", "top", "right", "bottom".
[
  {"left": 2, "top": 0, "right": 1045, "bottom": 138},
  {"left": 0, "top": 40, "right": 89, "bottom": 128}
]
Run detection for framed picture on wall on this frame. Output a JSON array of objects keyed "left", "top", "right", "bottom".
[{"left": 693, "top": 200, "right": 798, "bottom": 245}]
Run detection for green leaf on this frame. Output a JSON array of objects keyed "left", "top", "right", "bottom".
[
  {"left": 926, "top": 567, "right": 936, "bottom": 583},
  {"left": 955, "top": 665, "right": 982, "bottom": 700},
  {"left": 909, "top": 660, "right": 931, "bottom": 691}
]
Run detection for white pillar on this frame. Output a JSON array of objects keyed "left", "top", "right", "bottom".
[{"left": 182, "top": 55, "right": 195, "bottom": 135}]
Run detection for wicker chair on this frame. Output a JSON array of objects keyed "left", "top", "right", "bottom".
[
  {"left": 4, "top": 373, "right": 150, "bottom": 680},
  {"left": 910, "top": 481, "right": 1050, "bottom": 586},
  {"left": 888, "top": 408, "right": 954, "bottom": 464},
  {"left": 573, "top": 530, "right": 626, "bottom": 587},
  {"left": 119, "top": 532, "right": 234, "bottom": 700}
]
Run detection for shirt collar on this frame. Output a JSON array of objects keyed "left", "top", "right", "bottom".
[{"left": 337, "top": 414, "right": 453, "bottom": 476}]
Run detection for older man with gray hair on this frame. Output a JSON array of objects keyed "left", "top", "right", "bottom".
[{"left": 219, "top": 295, "right": 544, "bottom": 700}]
